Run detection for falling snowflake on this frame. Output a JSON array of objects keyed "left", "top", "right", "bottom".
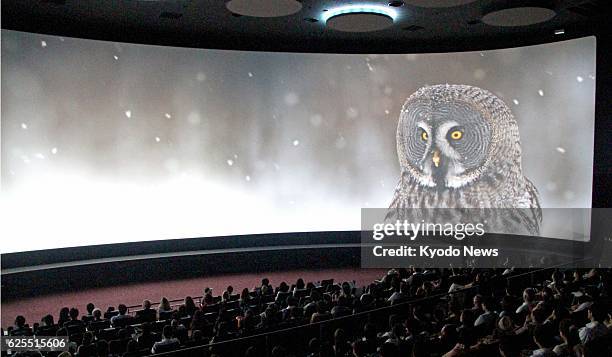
[
  {"left": 51, "top": 147, "right": 58, "bottom": 155},
  {"left": 292, "top": 139, "right": 300, "bottom": 147},
  {"left": 576, "top": 76, "right": 584, "bottom": 82},
  {"left": 164, "top": 113, "right": 172, "bottom": 119},
  {"left": 21, "top": 123, "right": 28, "bottom": 130},
  {"left": 310, "top": 114, "right": 323, "bottom": 127},
  {"left": 248, "top": 72, "right": 254, "bottom": 78},
  {"left": 187, "top": 111, "right": 201, "bottom": 125},
  {"left": 346, "top": 107, "right": 359, "bottom": 119},
  {"left": 227, "top": 159, "right": 234, "bottom": 166},
  {"left": 196, "top": 72, "right": 206, "bottom": 82},
  {"left": 335, "top": 135, "right": 346, "bottom": 149},
  {"left": 155, "top": 137, "right": 161, "bottom": 142},
  {"left": 538, "top": 90, "right": 544, "bottom": 97},
  {"left": 113, "top": 55, "right": 119, "bottom": 60},
  {"left": 41, "top": 41, "right": 47, "bottom": 48},
  {"left": 284, "top": 92, "right": 299, "bottom": 106},
  {"left": 512, "top": 99, "right": 519, "bottom": 105},
  {"left": 245, "top": 175, "right": 251, "bottom": 182},
  {"left": 588, "top": 74, "right": 595, "bottom": 80},
  {"left": 233, "top": 154, "right": 238, "bottom": 159},
  {"left": 473, "top": 69, "right": 486, "bottom": 80},
  {"left": 366, "top": 62, "right": 374, "bottom": 72},
  {"left": 556, "top": 147, "right": 566, "bottom": 154},
  {"left": 124, "top": 110, "right": 132, "bottom": 118},
  {"left": 384, "top": 109, "right": 390, "bottom": 115},
  {"left": 35, "top": 153, "right": 45, "bottom": 160}
]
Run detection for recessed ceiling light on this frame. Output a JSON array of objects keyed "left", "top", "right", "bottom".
[
  {"left": 554, "top": 29, "right": 565, "bottom": 35},
  {"left": 226, "top": 0, "right": 302, "bottom": 18},
  {"left": 322, "top": 4, "right": 399, "bottom": 22},
  {"left": 323, "top": 5, "right": 399, "bottom": 32},
  {"left": 482, "top": 7, "right": 556, "bottom": 27},
  {"left": 404, "top": 0, "right": 476, "bottom": 8}
]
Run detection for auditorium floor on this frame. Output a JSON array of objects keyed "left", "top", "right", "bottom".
[{"left": 1, "top": 268, "right": 386, "bottom": 328}]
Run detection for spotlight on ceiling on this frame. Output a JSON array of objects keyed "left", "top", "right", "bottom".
[{"left": 323, "top": 4, "right": 399, "bottom": 32}]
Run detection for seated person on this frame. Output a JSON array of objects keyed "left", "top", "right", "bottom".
[
  {"left": 110, "top": 304, "right": 134, "bottom": 327},
  {"left": 578, "top": 303, "right": 609, "bottom": 344},
  {"left": 10, "top": 316, "right": 31, "bottom": 336},
  {"left": 136, "top": 300, "right": 157, "bottom": 323},
  {"left": 151, "top": 325, "right": 180, "bottom": 354}
]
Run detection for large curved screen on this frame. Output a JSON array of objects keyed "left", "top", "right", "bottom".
[{"left": 0, "top": 31, "right": 596, "bottom": 253}]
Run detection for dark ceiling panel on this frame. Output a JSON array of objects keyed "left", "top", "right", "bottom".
[{"left": 0, "top": 0, "right": 609, "bottom": 53}]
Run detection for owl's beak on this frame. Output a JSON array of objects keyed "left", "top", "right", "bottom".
[{"left": 432, "top": 150, "right": 441, "bottom": 168}]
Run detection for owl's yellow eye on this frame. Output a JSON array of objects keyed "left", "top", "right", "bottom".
[
  {"left": 450, "top": 130, "right": 463, "bottom": 140},
  {"left": 421, "top": 130, "right": 428, "bottom": 141}
]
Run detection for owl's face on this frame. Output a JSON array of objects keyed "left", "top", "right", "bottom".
[{"left": 399, "top": 99, "right": 492, "bottom": 189}]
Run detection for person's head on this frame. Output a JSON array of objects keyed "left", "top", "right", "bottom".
[
  {"left": 261, "top": 278, "right": 269, "bottom": 287},
  {"left": 41, "top": 314, "right": 54, "bottom": 327},
  {"left": 82, "top": 331, "right": 94, "bottom": 345},
  {"left": 296, "top": 278, "right": 305, "bottom": 290},
  {"left": 551, "top": 270, "right": 563, "bottom": 283},
  {"left": 308, "top": 337, "right": 320, "bottom": 353},
  {"left": 244, "top": 346, "right": 258, "bottom": 357},
  {"left": 14, "top": 315, "right": 26, "bottom": 328},
  {"left": 185, "top": 296, "right": 195, "bottom": 308},
  {"left": 440, "top": 324, "right": 457, "bottom": 342},
  {"left": 482, "top": 297, "right": 494, "bottom": 312},
  {"left": 192, "top": 329, "right": 203, "bottom": 341},
  {"left": 59, "top": 307, "right": 70, "bottom": 319},
  {"left": 497, "top": 316, "right": 513, "bottom": 332},
  {"left": 162, "top": 325, "right": 173, "bottom": 339},
  {"left": 118, "top": 304, "right": 127, "bottom": 315},
  {"left": 523, "top": 288, "right": 536, "bottom": 303},
  {"left": 588, "top": 303, "right": 606, "bottom": 323},
  {"left": 93, "top": 308, "right": 102, "bottom": 320},
  {"left": 69, "top": 307, "right": 79, "bottom": 320},
  {"left": 86, "top": 303, "right": 95, "bottom": 315},
  {"left": 143, "top": 300, "right": 151, "bottom": 310},
  {"left": 160, "top": 297, "right": 171, "bottom": 310},
  {"left": 204, "top": 293, "right": 214, "bottom": 305},
  {"left": 472, "top": 294, "right": 483, "bottom": 308},
  {"left": 334, "top": 328, "right": 346, "bottom": 346},
  {"left": 241, "top": 288, "right": 250, "bottom": 300}
]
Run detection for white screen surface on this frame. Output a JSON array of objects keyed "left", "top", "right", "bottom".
[{"left": 0, "top": 31, "right": 596, "bottom": 253}]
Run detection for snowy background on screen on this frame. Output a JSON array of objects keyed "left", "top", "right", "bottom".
[{"left": 0, "top": 31, "right": 595, "bottom": 252}]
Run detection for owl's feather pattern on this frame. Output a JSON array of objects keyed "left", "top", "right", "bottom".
[{"left": 388, "top": 84, "right": 542, "bottom": 235}]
